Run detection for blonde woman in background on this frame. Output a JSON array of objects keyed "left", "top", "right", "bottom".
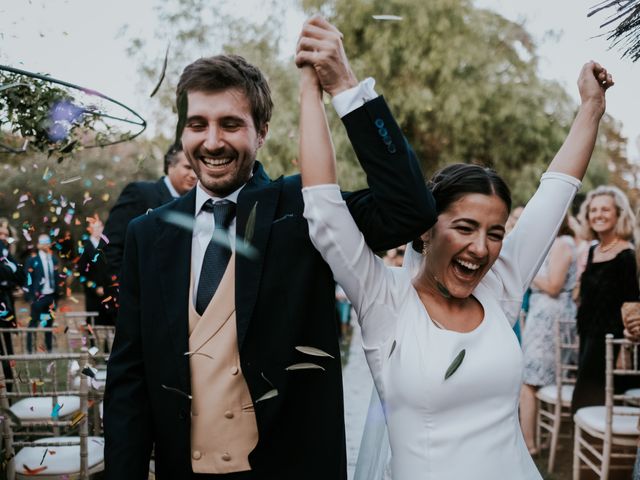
[{"left": 571, "top": 185, "right": 640, "bottom": 413}]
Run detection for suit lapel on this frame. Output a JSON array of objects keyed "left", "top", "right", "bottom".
[
  {"left": 156, "top": 188, "right": 195, "bottom": 392},
  {"left": 236, "top": 163, "right": 281, "bottom": 349}
]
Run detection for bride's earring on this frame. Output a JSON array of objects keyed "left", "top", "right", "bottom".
[{"left": 422, "top": 240, "right": 431, "bottom": 257}]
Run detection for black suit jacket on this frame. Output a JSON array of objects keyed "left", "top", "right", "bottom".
[
  {"left": 78, "top": 239, "right": 113, "bottom": 324},
  {"left": 104, "top": 97, "right": 436, "bottom": 480},
  {"left": 23, "top": 253, "right": 60, "bottom": 303},
  {"left": 102, "top": 177, "right": 175, "bottom": 277}
]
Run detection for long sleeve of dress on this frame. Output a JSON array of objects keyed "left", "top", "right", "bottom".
[
  {"left": 484, "top": 172, "right": 581, "bottom": 324},
  {"left": 303, "top": 184, "right": 407, "bottom": 347}
]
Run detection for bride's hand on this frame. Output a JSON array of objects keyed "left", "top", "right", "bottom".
[{"left": 578, "top": 61, "right": 613, "bottom": 118}]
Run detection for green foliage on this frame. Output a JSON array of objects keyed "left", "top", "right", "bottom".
[{"left": 115, "top": 0, "right": 637, "bottom": 201}]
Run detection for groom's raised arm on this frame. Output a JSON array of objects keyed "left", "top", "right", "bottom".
[{"left": 296, "top": 15, "right": 436, "bottom": 251}]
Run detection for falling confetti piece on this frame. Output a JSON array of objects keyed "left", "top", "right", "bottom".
[
  {"left": 372, "top": 14, "right": 403, "bottom": 21},
  {"left": 255, "top": 389, "right": 278, "bottom": 403},
  {"left": 69, "top": 296, "right": 79, "bottom": 304},
  {"left": 22, "top": 464, "right": 47, "bottom": 475},
  {"left": 444, "top": 349, "right": 466, "bottom": 380},
  {"left": 51, "top": 403, "right": 63, "bottom": 419},
  {"left": 39, "top": 448, "right": 49, "bottom": 465},
  {"left": 285, "top": 363, "right": 325, "bottom": 371},
  {"left": 70, "top": 411, "right": 86, "bottom": 427},
  {"left": 81, "top": 366, "right": 97, "bottom": 378},
  {"left": 295, "top": 346, "right": 334, "bottom": 359},
  {"left": 88, "top": 346, "right": 99, "bottom": 356},
  {"left": 161, "top": 384, "right": 192, "bottom": 400},
  {"left": 150, "top": 43, "right": 170, "bottom": 97},
  {"left": 60, "top": 176, "right": 81, "bottom": 184},
  {"left": 184, "top": 351, "right": 214, "bottom": 359}
]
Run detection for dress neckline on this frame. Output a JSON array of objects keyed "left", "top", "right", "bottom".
[{"left": 410, "top": 283, "right": 488, "bottom": 336}]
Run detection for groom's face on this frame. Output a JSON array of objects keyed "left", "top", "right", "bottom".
[{"left": 182, "top": 88, "right": 268, "bottom": 198}]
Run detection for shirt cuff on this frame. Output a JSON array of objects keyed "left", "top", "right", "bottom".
[{"left": 332, "top": 77, "right": 378, "bottom": 118}]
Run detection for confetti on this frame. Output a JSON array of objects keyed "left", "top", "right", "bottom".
[
  {"left": 372, "top": 14, "right": 403, "bottom": 21},
  {"left": 255, "top": 389, "right": 278, "bottom": 403},
  {"left": 70, "top": 411, "right": 86, "bottom": 427},
  {"left": 444, "top": 349, "right": 466, "bottom": 380},
  {"left": 161, "top": 384, "right": 192, "bottom": 400},
  {"left": 22, "top": 464, "right": 47, "bottom": 475},
  {"left": 295, "top": 346, "right": 334, "bottom": 359},
  {"left": 285, "top": 363, "right": 325, "bottom": 371},
  {"left": 51, "top": 403, "right": 63, "bottom": 419},
  {"left": 60, "top": 176, "right": 81, "bottom": 184}
]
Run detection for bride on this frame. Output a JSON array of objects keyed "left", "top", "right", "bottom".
[{"left": 296, "top": 59, "right": 613, "bottom": 479}]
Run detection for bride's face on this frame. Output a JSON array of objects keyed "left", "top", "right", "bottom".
[{"left": 421, "top": 193, "right": 509, "bottom": 299}]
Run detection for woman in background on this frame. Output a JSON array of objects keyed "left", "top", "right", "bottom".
[{"left": 571, "top": 185, "right": 639, "bottom": 413}]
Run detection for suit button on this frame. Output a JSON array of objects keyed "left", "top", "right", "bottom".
[
  {"left": 192, "top": 450, "right": 202, "bottom": 460},
  {"left": 388, "top": 145, "right": 397, "bottom": 154},
  {"left": 224, "top": 410, "right": 234, "bottom": 419},
  {"left": 378, "top": 127, "right": 388, "bottom": 137},
  {"left": 230, "top": 366, "right": 239, "bottom": 376},
  {"left": 222, "top": 453, "right": 231, "bottom": 462},
  {"left": 374, "top": 119, "right": 384, "bottom": 128},
  {"left": 178, "top": 410, "right": 187, "bottom": 420}
]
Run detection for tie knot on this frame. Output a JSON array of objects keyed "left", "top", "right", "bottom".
[{"left": 202, "top": 199, "right": 236, "bottom": 229}]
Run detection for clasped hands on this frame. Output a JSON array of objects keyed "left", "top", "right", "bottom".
[{"left": 295, "top": 15, "right": 358, "bottom": 96}]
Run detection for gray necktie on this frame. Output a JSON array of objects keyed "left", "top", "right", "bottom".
[{"left": 195, "top": 200, "right": 236, "bottom": 315}]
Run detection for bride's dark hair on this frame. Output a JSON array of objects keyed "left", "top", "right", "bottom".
[{"left": 413, "top": 163, "right": 511, "bottom": 253}]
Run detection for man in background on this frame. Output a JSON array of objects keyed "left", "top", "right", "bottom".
[
  {"left": 78, "top": 216, "right": 113, "bottom": 325},
  {"left": 102, "top": 142, "right": 197, "bottom": 278},
  {"left": 24, "top": 234, "right": 60, "bottom": 352}
]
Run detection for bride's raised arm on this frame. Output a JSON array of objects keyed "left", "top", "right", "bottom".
[
  {"left": 299, "top": 65, "right": 337, "bottom": 187},
  {"left": 547, "top": 61, "right": 613, "bottom": 179}
]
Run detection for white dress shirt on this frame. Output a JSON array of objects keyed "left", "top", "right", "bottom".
[
  {"left": 163, "top": 176, "right": 181, "bottom": 199},
  {"left": 38, "top": 250, "right": 55, "bottom": 295}
]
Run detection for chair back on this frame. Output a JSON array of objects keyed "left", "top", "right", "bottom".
[
  {"left": 554, "top": 318, "right": 578, "bottom": 401},
  {"left": 605, "top": 335, "right": 640, "bottom": 429},
  {"left": 0, "top": 352, "right": 91, "bottom": 479}
]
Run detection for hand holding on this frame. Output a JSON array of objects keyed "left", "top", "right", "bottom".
[
  {"left": 295, "top": 15, "right": 358, "bottom": 97},
  {"left": 577, "top": 61, "right": 613, "bottom": 117}
]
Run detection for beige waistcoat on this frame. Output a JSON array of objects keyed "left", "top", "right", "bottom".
[{"left": 188, "top": 254, "right": 258, "bottom": 473}]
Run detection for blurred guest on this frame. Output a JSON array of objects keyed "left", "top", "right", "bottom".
[
  {"left": 24, "top": 234, "right": 61, "bottom": 352},
  {"left": 0, "top": 220, "right": 25, "bottom": 384},
  {"left": 519, "top": 215, "right": 577, "bottom": 453},
  {"left": 0, "top": 219, "right": 23, "bottom": 327},
  {"left": 102, "top": 142, "right": 197, "bottom": 279},
  {"left": 78, "top": 217, "right": 113, "bottom": 326},
  {"left": 621, "top": 302, "right": 640, "bottom": 480},
  {"left": 571, "top": 185, "right": 640, "bottom": 413}
]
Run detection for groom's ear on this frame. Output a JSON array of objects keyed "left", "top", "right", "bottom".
[{"left": 257, "top": 123, "right": 269, "bottom": 148}]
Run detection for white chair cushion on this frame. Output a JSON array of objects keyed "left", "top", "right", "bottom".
[
  {"left": 537, "top": 385, "right": 574, "bottom": 405},
  {"left": 11, "top": 396, "right": 80, "bottom": 421},
  {"left": 15, "top": 436, "right": 104, "bottom": 475},
  {"left": 574, "top": 405, "right": 640, "bottom": 435},
  {"left": 625, "top": 388, "right": 640, "bottom": 406}
]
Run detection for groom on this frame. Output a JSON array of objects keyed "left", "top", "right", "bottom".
[{"left": 104, "top": 15, "right": 435, "bottom": 480}]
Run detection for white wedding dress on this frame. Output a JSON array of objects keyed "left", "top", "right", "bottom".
[{"left": 302, "top": 172, "right": 580, "bottom": 480}]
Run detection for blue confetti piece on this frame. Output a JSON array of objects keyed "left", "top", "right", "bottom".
[{"left": 51, "top": 403, "right": 63, "bottom": 419}]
